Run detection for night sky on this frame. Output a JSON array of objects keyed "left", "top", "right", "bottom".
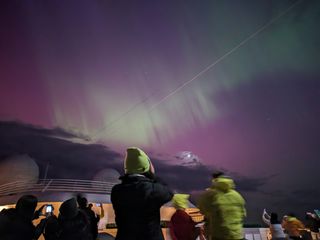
[{"left": 1, "top": 0, "right": 320, "bottom": 223}]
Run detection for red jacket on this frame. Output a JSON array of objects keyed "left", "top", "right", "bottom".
[{"left": 170, "top": 209, "right": 197, "bottom": 240}]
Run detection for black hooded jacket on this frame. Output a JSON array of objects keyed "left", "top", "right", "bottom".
[
  {"left": 0, "top": 208, "right": 36, "bottom": 240},
  {"left": 58, "top": 211, "right": 93, "bottom": 240},
  {"left": 111, "top": 174, "right": 173, "bottom": 240},
  {"left": 0, "top": 195, "right": 45, "bottom": 240}
]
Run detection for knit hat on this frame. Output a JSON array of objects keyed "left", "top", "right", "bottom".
[
  {"left": 124, "top": 147, "right": 151, "bottom": 174},
  {"left": 59, "top": 198, "right": 78, "bottom": 219},
  {"left": 172, "top": 194, "right": 190, "bottom": 209},
  {"left": 211, "top": 176, "right": 235, "bottom": 191}
]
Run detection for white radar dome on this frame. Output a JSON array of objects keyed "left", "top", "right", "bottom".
[
  {"left": 93, "top": 168, "right": 120, "bottom": 183},
  {"left": 0, "top": 154, "right": 39, "bottom": 185}
]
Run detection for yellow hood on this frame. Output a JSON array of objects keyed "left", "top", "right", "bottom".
[{"left": 211, "top": 176, "right": 235, "bottom": 192}]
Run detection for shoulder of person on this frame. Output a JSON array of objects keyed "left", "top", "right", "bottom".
[
  {"left": 0, "top": 208, "right": 16, "bottom": 221},
  {"left": 0, "top": 208, "right": 15, "bottom": 215}
]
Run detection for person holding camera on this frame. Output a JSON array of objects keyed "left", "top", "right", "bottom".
[
  {"left": 42, "top": 205, "right": 61, "bottom": 240},
  {"left": 0, "top": 195, "right": 47, "bottom": 240},
  {"left": 44, "top": 198, "right": 93, "bottom": 240},
  {"left": 305, "top": 211, "right": 320, "bottom": 240},
  {"left": 262, "top": 209, "right": 286, "bottom": 240},
  {"left": 77, "top": 196, "right": 99, "bottom": 239},
  {"left": 111, "top": 147, "right": 173, "bottom": 240}
]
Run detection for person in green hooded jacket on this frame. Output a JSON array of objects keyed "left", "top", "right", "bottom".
[{"left": 197, "top": 174, "right": 246, "bottom": 240}]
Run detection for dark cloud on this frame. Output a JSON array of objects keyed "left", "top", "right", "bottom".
[
  {"left": 152, "top": 158, "right": 268, "bottom": 194},
  {"left": 290, "top": 189, "right": 320, "bottom": 206},
  {"left": 292, "top": 188, "right": 320, "bottom": 198},
  {"left": 0, "top": 121, "right": 268, "bottom": 194},
  {"left": 0, "top": 121, "right": 122, "bottom": 179},
  {"left": 0, "top": 121, "right": 78, "bottom": 139},
  {"left": 234, "top": 176, "right": 269, "bottom": 192}
]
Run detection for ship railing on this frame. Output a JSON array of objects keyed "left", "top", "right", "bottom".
[{"left": 0, "top": 179, "right": 117, "bottom": 197}]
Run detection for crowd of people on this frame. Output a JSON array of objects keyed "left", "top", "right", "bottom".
[
  {"left": 0, "top": 147, "right": 319, "bottom": 240},
  {"left": 0, "top": 194, "right": 101, "bottom": 240},
  {"left": 262, "top": 209, "right": 320, "bottom": 240}
]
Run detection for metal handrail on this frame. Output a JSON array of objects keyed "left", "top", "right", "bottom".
[{"left": 0, "top": 179, "right": 118, "bottom": 197}]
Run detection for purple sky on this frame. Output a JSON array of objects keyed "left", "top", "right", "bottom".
[{"left": 1, "top": 0, "right": 320, "bottom": 223}]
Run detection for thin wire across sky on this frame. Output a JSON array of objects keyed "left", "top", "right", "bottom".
[{"left": 91, "top": 0, "right": 303, "bottom": 141}]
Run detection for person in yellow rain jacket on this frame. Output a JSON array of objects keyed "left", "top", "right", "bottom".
[
  {"left": 197, "top": 175, "right": 246, "bottom": 240},
  {"left": 281, "top": 214, "right": 305, "bottom": 240}
]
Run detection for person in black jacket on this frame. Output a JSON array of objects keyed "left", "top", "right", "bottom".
[
  {"left": 60, "top": 198, "right": 93, "bottom": 240},
  {"left": 0, "top": 195, "right": 46, "bottom": 240},
  {"left": 77, "top": 195, "right": 99, "bottom": 239},
  {"left": 111, "top": 147, "right": 173, "bottom": 240}
]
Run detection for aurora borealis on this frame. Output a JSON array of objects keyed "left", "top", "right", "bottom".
[{"left": 1, "top": 0, "right": 320, "bottom": 222}]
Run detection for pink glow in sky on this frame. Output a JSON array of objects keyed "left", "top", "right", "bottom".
[{"left": 1, "top": 0, "right": 320, "bottom": 222}]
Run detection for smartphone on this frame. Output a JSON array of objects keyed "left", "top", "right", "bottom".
[
  {"left": 46, "top": 204, "right": 53, "bottom": 213},
  {"left": 314, "top": 209, "right": 320, "bottom": 218},
  {"left": 96, "top": 203, "right": 101, "bottom": 207}
]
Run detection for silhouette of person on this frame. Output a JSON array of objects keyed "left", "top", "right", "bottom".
[
  {"left": 77, "top": 196, "right": 99, "bottom": 239},
  {"left": 197, "top": 175, "right": 246, "bottom": 240},
  {"left": 169, "top": 194, "right": 197, "bottom": 240},
  {"left": 58, "top": 198, "right": 93, "bottom": 240},
  {"left": 0, "top": 195, "right": 46, "bottom": 240},
  {"left": 111, "top": 147, "right": 173, "bottom": 240},
  {"left": 262, "top": 209, "right": 286, "bottom": 240}
]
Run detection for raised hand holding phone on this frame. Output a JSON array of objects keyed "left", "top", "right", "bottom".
[
  {"left": 45, "top": 204, "right": 53, "bottom": 216},
  {"left": 314, "top": 209, "right": 320, "bottom": 219}
]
